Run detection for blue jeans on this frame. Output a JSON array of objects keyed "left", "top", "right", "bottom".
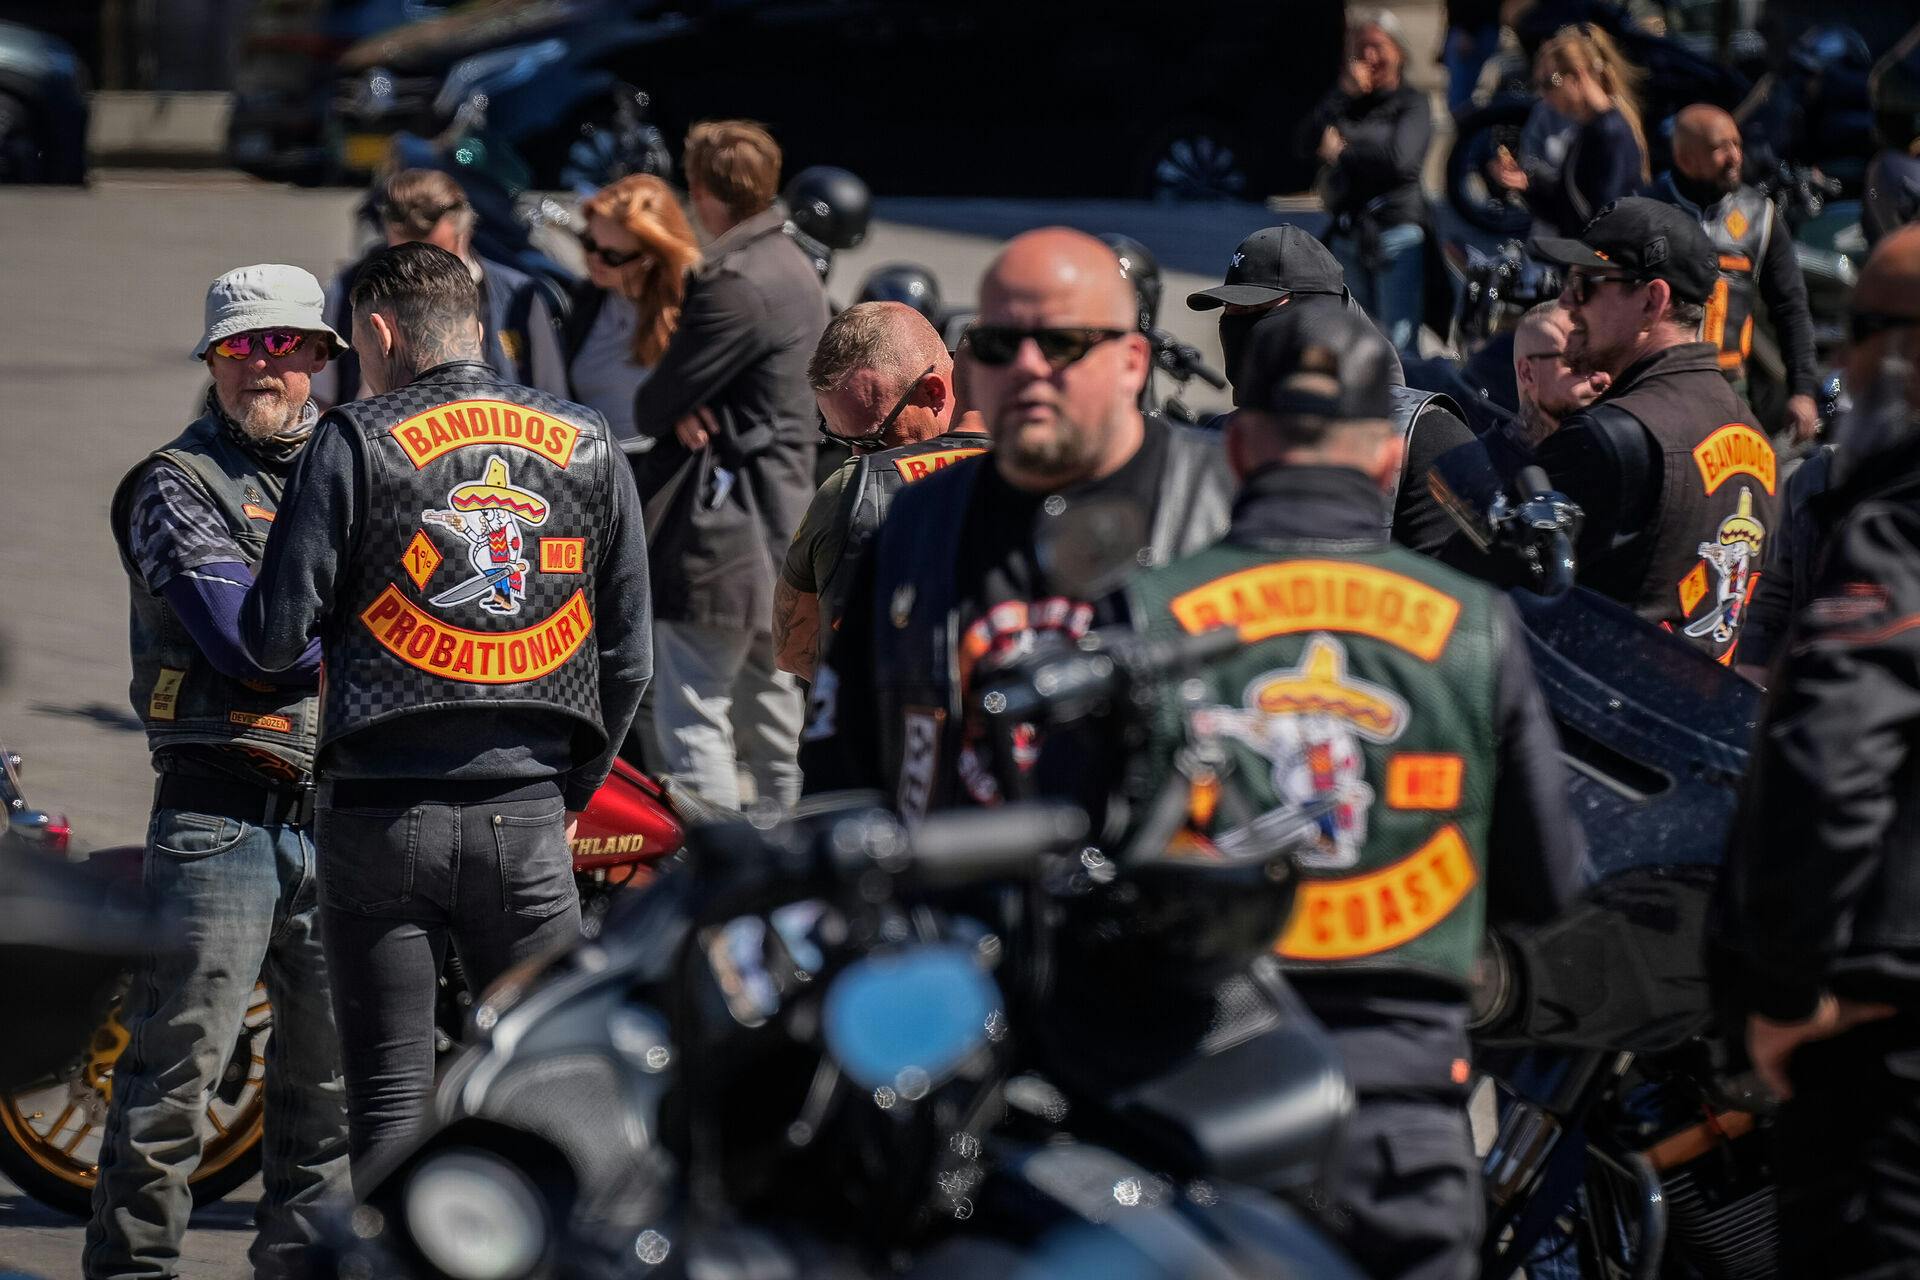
[
  {"left": 84, "top": 806, "right": 349, "bottom": 1280},
  {"left": 1444, "top": 24, "right": 1503, "bottom": 117},
  {"left": 315, "top": 782, "right": 581, "bottom": 1192},
  {"left": 1332, "top": 224, "right": 1426, "bottom": 357}
]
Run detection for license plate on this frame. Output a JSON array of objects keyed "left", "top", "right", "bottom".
[{"left": 341, "top": 132, "right": 391, "bottom": 173}]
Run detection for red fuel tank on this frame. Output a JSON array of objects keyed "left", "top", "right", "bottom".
[{"left": 572, "top": 757, "right": 684, "bottom": 873}]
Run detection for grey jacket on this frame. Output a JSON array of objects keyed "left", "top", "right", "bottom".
[{"left": 632, "top": 206, "right": 830, "bottom": 629}]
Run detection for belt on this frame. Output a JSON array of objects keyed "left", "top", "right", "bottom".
[{"left": 155, "top": 772, "right": 316, "bottom": 828}]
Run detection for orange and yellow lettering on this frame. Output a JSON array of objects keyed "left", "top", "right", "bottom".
[
  {"left": 390, "top": 399, "right": 585, "bottom": 470},
  {"left": 1275, "top": 826, "right": 1479, "bottom": 961},
  {"left": 357, "top": 585, "right": 594, "bottom": 684},
  {"left": 1170, "top": 561, "right": 1461, "bottom": 661}
]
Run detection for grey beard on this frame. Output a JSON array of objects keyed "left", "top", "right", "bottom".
[{"left": 231, "top": 389, "right": 301, "bottom": 440}]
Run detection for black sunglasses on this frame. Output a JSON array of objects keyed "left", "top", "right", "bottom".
[
  {"left": 964, "top": 326, "right": 1131, "bottom": 370},
  {"left": 819, "top": 364, "right": 936, "bottom": 450},
  {"left": 1851, "top": 310, "right": 1920, "bottom": 345},
  {"left": 1564, "top": 268, "right": 1646, "bottom": 307},
  {"left": 579, "top": 232, "right": 644, "bottom": 268}
]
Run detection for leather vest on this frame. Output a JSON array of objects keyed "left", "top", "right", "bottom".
[
  {"left": 320, "top": 366, "right": 615, "bottom": 754},
  {"left": 1649, "top": 175, "right": 1773, "bottom": 378},
  {"left": 860, "top": 422, "right": 1233, "bottom": 819},
  {"left": 817, "top": 431, "right": 989, "bottom": 627},
  {"left": 1587, "top": 346, "right": 1780, "bottom": 664},
  {"left": 1865, "top": 149, "right": 1920, "bottom": 249},
  {"left": 110, "top": 412, "right": 320, "bottom": 775},
  {"left": 1385, "top": 385, "right": 1461, "bottom": 530},
  {"left": 1127, "top": 540, "right": 1499, "bottom": 988}
]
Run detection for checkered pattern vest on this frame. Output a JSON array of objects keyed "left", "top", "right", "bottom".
[
  {"left": 321, "top": 365, "right": 615, "bottom": 755},
  {"left": 111, "top": 411, "right": 320, "bottom": 775},
  {"left": 1125, "top": 540, "right": 1499, "bottom": 989}
]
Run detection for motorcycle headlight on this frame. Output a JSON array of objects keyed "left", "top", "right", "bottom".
[{"left": 404, "top": 1150, "right": 549, "bottom": 1279}]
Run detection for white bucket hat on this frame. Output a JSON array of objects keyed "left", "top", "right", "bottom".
[{"left": 191, "top": 263, "right": 346, "bottom": 361}]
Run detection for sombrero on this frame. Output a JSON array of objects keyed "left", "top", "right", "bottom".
[{"left": 449, "top": 455, "right": 549, "bottom": 524}]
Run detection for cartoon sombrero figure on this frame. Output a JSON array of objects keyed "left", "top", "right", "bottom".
[
  {"left": 1717, "top": 486, "right": 1763, "bottom": 552},
  {"left": 450, "top": 455, "right": 549, "bottom": 525},
  {"left": 1251, "top": 636, "right": 1408, "bottom": 740}
]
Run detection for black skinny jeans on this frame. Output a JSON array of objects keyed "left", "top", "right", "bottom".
[{"left": 314, "top": 779, "right": 580, "bottom": 1192}]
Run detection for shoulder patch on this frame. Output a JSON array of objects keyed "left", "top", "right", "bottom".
[
  {"left": 1168, "top": 560, "right": 1460, "bottom": 661},
  {"left": 1692, "top": 423, "right": 1776, "bottom": 496}
]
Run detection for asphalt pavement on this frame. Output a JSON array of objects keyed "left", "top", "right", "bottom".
[{"left": 0, "top": 168, "right": 1289, "bottom": 1276}]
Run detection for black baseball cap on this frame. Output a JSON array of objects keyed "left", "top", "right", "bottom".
[
  {"left": 1531, "top": 197, "right": 1719, "bottom": 306},
  {"left": 1186, "top": 225, "right": 1347, "bottom": 311},
  {"left": 1236, "top": 305, "right": 1394, "bottom": 420}
]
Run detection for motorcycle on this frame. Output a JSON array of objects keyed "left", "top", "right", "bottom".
[
  {"left": 0, "top": 738, "right": 688, "bottom": 1217},
  {"left": 1428, "top": 452, "right": 1784, "bottom": 1278},
  {"left": 316, "top": 621, "right": 1366, "bottom": 1279}
]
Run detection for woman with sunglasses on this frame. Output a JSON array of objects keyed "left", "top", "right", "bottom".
[
  {"left": 561, "top": 174, "right": 702, "bottom": 442},
  {"left": 1489, "top": 23, "right": 1648, "bottom": 239}
]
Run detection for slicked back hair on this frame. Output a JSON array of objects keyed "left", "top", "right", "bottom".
[
  {"left": 683, "top": 120, "right": 781, "bottom": 222},
  {"left": 349, "top": 241, "right": 479, "bottom": 351}
]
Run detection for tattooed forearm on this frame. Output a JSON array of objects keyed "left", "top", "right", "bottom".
[{"left": 773, "top": 578, "right": 822, "bottom": 682}]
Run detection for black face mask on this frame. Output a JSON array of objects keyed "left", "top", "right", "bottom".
[{"left": 1218, "top": 313, "right": 1264, "bottom": 403}]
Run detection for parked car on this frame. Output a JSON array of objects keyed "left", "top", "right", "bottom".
[
  {"left": 226, "top": 0, "right": 462, "bottom": 185},
  {"left": 332, "top": 0, "right": 1345, "bottom": 199},
  {"left": 0, "top": 20, "right": 88, "bottom": 184}
]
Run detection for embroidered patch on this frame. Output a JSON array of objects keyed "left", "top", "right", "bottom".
[
  {"left": 1169, "top": 561, "right": 1461, "bottom": 661},
  {"left": 891, "top": 447, "right": 985, "bottom": 482},
  {"left": 897, "top": 707, "right": 946, "bottom": 823},
  {"left": 241, "top": 503, "right": 275, "bottom": 523},
  {"left": 538, "top": 537, "right": 586, "bottom": 574},
  {"left": 359, "top": 586, "right": 592, "bottom": 685},
  {"left": 1683, "top": 487, "right": 1764, "bottom": 645},
  {"left": 1692, "top": 423, "right": 1777, "bottom": 496},
  {"left": 1275, "top": 825, "right": 1480, "bottom": 960},
  {"left": 228, "top": 710, "right": 292, "bottom": 733},
  {"left": 1724, "top": 207, "right": 1748, "bottom": 240},
  {"left": 1190, "top": 635, "right": 1408, "bottom": 871},
  {"left": 391, "top": 399, "right": 581, "bottom": 471},
  {"left": 150, "top": 668, "right": 185, "bottom": 721},
  {"left": 402, "top": 528, "right": 442, "bottom": 592},
  {"left": 1386, "top": 754, "right": 1464, "bottom": 810},
  {"left": 1678, "top": 562, "right": 1709, "bottom": 617},
  {"left": 420, "top": 454, "right": 548, "bottom": 616}
]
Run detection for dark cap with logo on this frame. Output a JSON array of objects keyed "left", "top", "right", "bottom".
[
  {"left": 1186, "top": 225, "right": 1347, "bottom": 311},
  {"left": 1236, "top": 305, "right": 1395, "bottom": 420},
  {"left": 1531, "top": 197, "right": 1719, "bottom": 305}
]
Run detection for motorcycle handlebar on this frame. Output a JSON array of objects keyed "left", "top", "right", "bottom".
[
  {"left": 903, "top": 804, "right": 1091, "bottom": 888},
  {"left": 977, "top": 626, "right": 1243, "bottom": 729},
  {"left": 1150, "top": 329, "right": 1228, "bottom": 390}
]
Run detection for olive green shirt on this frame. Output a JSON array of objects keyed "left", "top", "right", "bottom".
[{"left": 782, "top": 458, "right": 856, "bottom": 594}]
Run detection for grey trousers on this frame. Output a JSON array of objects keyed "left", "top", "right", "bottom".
[{"left": 650, "top": 621, "right": 804, "bottom": 810}]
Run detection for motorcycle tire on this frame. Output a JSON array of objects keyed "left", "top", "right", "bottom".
[
  {"left": 1446, "top": 96, "right": 1536, "bottom": 240},
  {"left": 0, "top": 980, "right": 270, "bottom": 1217}
]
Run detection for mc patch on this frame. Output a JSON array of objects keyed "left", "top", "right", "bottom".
[{"left": 538, "top": 537, "right": 586, "bottom": 574}]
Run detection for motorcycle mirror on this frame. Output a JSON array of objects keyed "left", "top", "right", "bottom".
[
  {"left": 1426, "top": 438, "right": 1510, "bottom": 551},
  {"left": 822, "top": 944, "right": 1000, "bottom": 1095},
  {"left": 1035, "top": 495, "right": 1153, "bottom": 601}
]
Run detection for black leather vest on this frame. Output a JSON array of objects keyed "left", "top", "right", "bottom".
[
  {"left": 111, "top": 412, "right": 320, "bottom": 775},
  {"left": 1385, "top": 385, "right": 1461, "bottom": 532},
  {"left": 320, "top": 364, "right": 615, "bottom": 754},
  {"left": 1649, "top": 175, "right": 1773, "bottom": 379},
  {"left": 1584, "top": 347, "right": 1780, "bottom": 664},
  {"left": 858, "top": 422, "right": 1233, "bottom": 818},
  {"left": 817, "top": 431, "right": 989, "bottom": 627}
]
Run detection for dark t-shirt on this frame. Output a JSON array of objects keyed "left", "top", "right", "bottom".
[{"left": 802, "top": 418, "right": 1171, "bottom": 799}]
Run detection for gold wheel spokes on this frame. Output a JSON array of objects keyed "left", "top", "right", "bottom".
[{"left": 0, "top": 980, "right": 273, "bottom": 1192}]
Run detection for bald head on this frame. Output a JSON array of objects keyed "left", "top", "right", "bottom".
[
  {"left": 810, "top": 301, "right": 957, "bottom": 450},
  {"left": 1854, "top": 223, "right": 1920, "bottom": 318},
  {"left": 1513, "top": 300, "right": 1609, "bottom": 437},
  {"left": 1673, "top": 103, "right": 1743, "bottom": 193},
  {"left": 979, "top": 227, "right": 1138, "bottom": 332},
  {"left": 968, "top": 227, "right": 1150, "bottom": 492}
]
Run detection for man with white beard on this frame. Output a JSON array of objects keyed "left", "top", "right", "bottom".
[{"left": 92, "top": 265, "right": 350, "bottom": 1279}]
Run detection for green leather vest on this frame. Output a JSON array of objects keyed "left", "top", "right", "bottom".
[{"left": 1126, "top": 541, "right": 1501, "bottom": 988}]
